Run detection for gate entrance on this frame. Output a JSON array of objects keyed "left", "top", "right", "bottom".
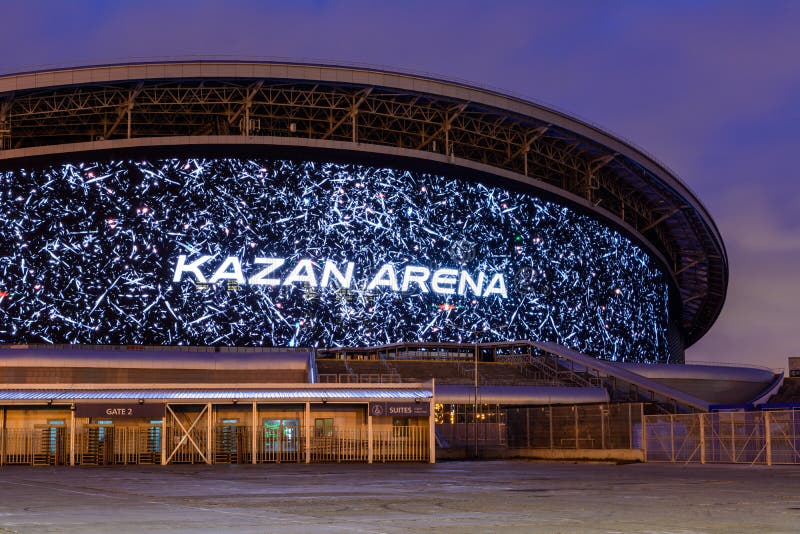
[
  {"left": 214, "top": 419, "right": 251, "bottom": 464},
  {"left": 261, "top": 419, "right": 301, "bottom": 463}
]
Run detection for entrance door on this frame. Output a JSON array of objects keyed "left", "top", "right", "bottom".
[{"left": 262, "top": 419, "right": 300, "bottom": 462}]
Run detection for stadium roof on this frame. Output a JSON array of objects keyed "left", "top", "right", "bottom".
[{"left": 0, "top": 60, "right": 727, "bottom": 346}]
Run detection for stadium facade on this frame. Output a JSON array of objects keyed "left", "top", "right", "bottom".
[
  {"left": 0, "top": 61, "right": 727, "bottom": 362},
  {"left": 0, "top": 61, "right": 758, "bottom": 467}
]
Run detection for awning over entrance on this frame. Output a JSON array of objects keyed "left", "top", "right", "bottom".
[{"left": 0, "top": 384, "right": 433, "bottom": 402}]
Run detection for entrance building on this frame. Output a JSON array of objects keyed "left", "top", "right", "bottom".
[
  {"left": 0, "top": 347, "right": 434, "bottom": 466},
  {"left": 0, "top": 386, "right": 434, "bottom": 466}
]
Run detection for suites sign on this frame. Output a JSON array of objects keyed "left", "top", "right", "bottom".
[{"left": 369, "top": 401, "right": 430, "bottom": 417}]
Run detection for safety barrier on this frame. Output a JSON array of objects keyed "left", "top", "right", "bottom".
[
  {"left": 645, "top": 410, "right": 800, "bottom": 465},
  {"left": 0, "top": 424, "right": 429, "bottom": 465}
]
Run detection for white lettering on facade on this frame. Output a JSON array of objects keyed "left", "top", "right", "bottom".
[{"left": 173, "top": 255, "right": 508, "bottom": 299}]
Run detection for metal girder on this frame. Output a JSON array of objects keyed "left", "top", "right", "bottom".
[
  {"left": 321, "top": 87, "right": 373, "bottom": 140},
  {"left": 0, "top": 94, "right": 12, "bottom": 125},
  {"left": 227, "top": 80, "right": 265, "bottom": 134},
  {"left": 589, "top": 153, "right": 617, "bottom": 174},
  {"left": 683, "top": 292, "right": 707, "bottom": 305},
  {"left": 642, "top": 207, "right": 682, "bottom": 233},
  {"left": 103, "top": 82, "right": 143, "bottom": 139},
  {"left": 416, "top": 102, "right": 467, "bottom": 151},
  {"left": 502, "top": 125, "right": 549, "bottom": 166}
]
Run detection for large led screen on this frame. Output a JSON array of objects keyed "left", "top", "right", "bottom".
[{"left": 0, "top": 158, "right": 670, "bottom": 362}]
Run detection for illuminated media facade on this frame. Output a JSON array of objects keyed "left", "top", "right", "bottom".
[{"left": 0, "top": 158, "right": 670, "bottom": 362}]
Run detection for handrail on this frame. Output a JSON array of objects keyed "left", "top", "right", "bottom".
[{"left": 532, "top": 341, "right": 710, "bottom": 413}]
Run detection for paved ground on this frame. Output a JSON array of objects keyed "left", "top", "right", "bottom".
[{"left": 0, "top": 461, "right": 798, "bottom": 533}]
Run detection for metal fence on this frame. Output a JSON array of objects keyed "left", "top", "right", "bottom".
[
  {"left": 645, "top": 410, "right": 800, "bottom": 465},
  {"left": 504, "top": 403, "right": 643, "bottom": 450},
  {"left": 0, "top": 425, "right": 429, "bottom": 466},
  {"left": 435, "top": 423, "right": 507, "bottom": 448}
]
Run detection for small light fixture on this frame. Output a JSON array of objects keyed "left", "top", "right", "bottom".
[
  {"left": 321, "top": 398, "right": 328, "bottom": 405},
  {"left": 138, "top": 399, "right": 145, "bottom": 405},
  {"left": 289, "top": 122, "right": 297, "bottom": 133}
]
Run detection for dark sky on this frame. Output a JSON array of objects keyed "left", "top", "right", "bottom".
[{"left": 1, "top": 1, "right": 798, "bottom": 372}]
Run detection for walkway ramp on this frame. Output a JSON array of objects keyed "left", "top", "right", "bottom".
[{"left": 531, "top": 342, "right": 711, "bottom": 413}]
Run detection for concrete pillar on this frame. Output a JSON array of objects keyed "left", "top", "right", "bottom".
[{"left": 304, "top": 401, "right": 311, "bottom": 464}]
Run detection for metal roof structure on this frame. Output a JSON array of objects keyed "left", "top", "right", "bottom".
[
  {"left": 435, "top": 384, "right": 609, "bottom": 405},
  {"left": 0, "top": 61, "right": 728, "bottom": 346},
  {"left": 0, "top": 384, "right": 433, "bottom": 402}
]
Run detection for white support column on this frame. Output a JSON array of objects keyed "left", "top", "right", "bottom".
[
  {"left": 765, "top": 411, "right": 772, "bottom": 466},
  {"left": 304, "top": 401, "right": 311, "bottom": 464},
  {"left": 161, "top": 405, "right": 167, "bottom": 466},
  {"left": 627, "top": 403, "right": 633, "bottom": 449},
  {"left": 670, "top": 414, "right": 675, "bottom": 462},
  {"left": 574, "top": 406, "right": 580, "bottom": 449},
  {"left": 251, "top": 402, "right": 258, "bottom": 465},
  {"left": 69, "top": 406, "right": 76, "bottom": 467},
  {"left": 600, "top": 404, "right": 606, "bottom": 450},
  {"left": 699, "top": 413, "right": 706, "bottom": 464},
  {"left": 1, "top": 407, "right": 6, "bottom": 466},
  {"left": 428, "top": 378, "right": 436, "bottom": 464},
  {"left": 641, "top": 404, "right": 647, "bottom": 460},
  {"left": 367, "top": 410, "right": 373, "bottom": 464},
  {"left": 206, "top": 403, "right": 212, "bottom": 465}
]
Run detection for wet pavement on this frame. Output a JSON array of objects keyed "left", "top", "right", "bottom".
[{"left": 0, "top": 461, "right": 798, "bottom": 533}]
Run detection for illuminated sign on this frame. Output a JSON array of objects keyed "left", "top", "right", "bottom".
[
  {"left": 0, "top": 157, "right": 670, "bottom": 362},
  {"left": 172, "top": 255, "right": 508, "bottom": 298},
  {"left": 369, "top": 402, "right": 430, "bottom": 417},
  {"left": 75, "top": 403, "right": 165, "bottom": 418}
]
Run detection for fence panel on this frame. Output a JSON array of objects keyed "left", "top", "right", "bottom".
[
  {"left": 373, "top": 426, "right": 428, "bottom": 462},
  {"left": 768, "top": 411, "right": 800, "bottom": 464},
  {"left": 645, "top": 410, "right": 800, "bottom": 465}
]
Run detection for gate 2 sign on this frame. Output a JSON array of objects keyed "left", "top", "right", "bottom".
[
  {"left": 369, "top": 402, "right": 430, "bottom": 417},
  {"left": 75, "top": 403, "right": 165, "bottom": 418}
]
